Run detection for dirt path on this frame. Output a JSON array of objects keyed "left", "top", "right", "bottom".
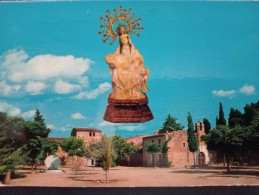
[{"left": 5, "top": 166, "right": 259, "bottom": 187}]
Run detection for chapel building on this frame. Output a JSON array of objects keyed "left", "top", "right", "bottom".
[{"left": 142, "top": 121, "right": 209, "bottom": 168}]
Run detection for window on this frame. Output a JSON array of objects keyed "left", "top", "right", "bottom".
[
  {"left": 89, "top": 132, "right": 92, "bottom": 136},
  {"left": 158, "top": 139, "right": 161, "bottom": 145},
  {"left": 93, "top": 132, "right": 95, "bottom": 137},
  {"left": 182, "top": 142, "right": 186, "bottom": 148},
  {"left": 151, "top": 140, "right": 154, "bottom": 143}
]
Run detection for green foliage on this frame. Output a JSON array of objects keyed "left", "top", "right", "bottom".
[
  {"left": 202, "top": 125, "right": 244, "bottom": 172},
  {"left": 0, "top": 114, "right": 27, "bottom": 148},
  {"left": 160, "top": 136, "right": 172, "bottom": 167},
  {"left": 145, "top": 141, "right": 162, "bottom": 153},
  {"left": 187, "top": 112, "right": 198, "bottom": 153},
  {"left": 0, "top": 136, "right": 25, "bottom": 174},
  {"left": 243, "top": 101, "right": 259, "bottom": 126},
  {"left": 203, "top": 118, "right": 211, "bottom": 134},
  {"left": 228, "top": 108, "right": 244, "bottom": 128},
  {"left": 216, "top": 102, "right": 227, "bottom": 126},
  {"left": 145, "top": 141, "right": 162, "bottom": 168},
  {"left": 160, "top": 114, "right": 184, "bottom": 133},
  {"left": 23, "top": 110, "right": 51, "bottom": 169},
  {"left": 111, "top": 135, "right": 137, "bottom": 165},
  {"left": 39, "top": 138, "right": 58, "bottom": 161},
  {"left": 34, "top": 109, "right": 45, "bottom": 124},
  {"left": 59, "top": 136, "right": 87, "bottom": 157},
  {"left": 101, "top": 135, "right": 112, "bottom": 172}
]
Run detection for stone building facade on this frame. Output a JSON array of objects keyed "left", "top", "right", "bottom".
[
  {"left": 71, "top": 127, "right": 102, "bottom": 147},
  {"left": 142, "top": 122, "right": 209, "bottom": 168},
  {"left": 194, "top": 121, "right": 210, "bottom": 165}
]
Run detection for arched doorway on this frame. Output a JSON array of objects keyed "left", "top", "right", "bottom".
[{"left": 199, "top": 152, "right": 206, "bottom": 165}]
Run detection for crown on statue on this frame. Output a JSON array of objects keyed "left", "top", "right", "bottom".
[{"left": 98, "top": 5, "right": 144, "bottom": 45}]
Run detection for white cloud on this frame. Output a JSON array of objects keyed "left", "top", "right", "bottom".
[
  {"left": 0, "top": 101, "right": 21, "bottom": 116},
  {"left": 25, "top": 81, "right": 47, "bottom": 95},
  {"left": 212, "top": 89, "right": 236, "bottom": 98},
  {"left": 118, "top": 124, "right": 144, "bottom": 131},
  {"left": 99, "top": 120, "right": 115, "bottom": 127},
  {"left": 49, "top": 124, "right": 72, "bottom": 132},
  {"left": 239, "top": 84, "right": 256, "bottom": 95},
  {"left": 54, "top": 80, "right": 81, "bottom": 94},
  {"left": 0, "top": 81, "right": 21, "bottom": 96},
  {"left": 0, "top": 49, "right": 94, "bottom": 96},
  {"left": 71, "top": 112, "right": 85, "bottom": 119},
  {"left": 47, "top": 124, "right": 55, "bottom": 130},
  {"left": 21, "top": 109, "right": 36, "bottom": 118},
  {"left": 1, "top": 49, "right": 92, "bottom": 82},
  {"left": 74, "top": 82, "right": 111, "bottom": 99}
]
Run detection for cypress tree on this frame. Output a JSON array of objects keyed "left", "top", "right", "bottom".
[
  {"left": 187, "top": 112, "right": 198, "bottom": 165},
  {"left": 203, "top": 118, "right": 211, "bottom": 134},
  {"left": 216, "top": 102, "right": 227, "bottom": 126}
]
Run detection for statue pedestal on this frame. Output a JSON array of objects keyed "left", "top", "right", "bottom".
[{"left": 104, "top": 94, "right": 154, "bottom": 123}]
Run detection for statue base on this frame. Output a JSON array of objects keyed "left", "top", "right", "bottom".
[{"left": 104, "top": 94, "right": 154, "bottom": 123}]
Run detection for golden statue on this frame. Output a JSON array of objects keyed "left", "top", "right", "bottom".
[{"left": 99, "top": 6, "right": 153, "bottom": 123}]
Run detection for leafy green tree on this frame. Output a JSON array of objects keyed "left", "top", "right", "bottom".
[
  {"left": 101, "top": 135, "right": 112, "bottom": 183},
  {"left": 0, "top": 114, "right": 27, "bottom": 148},
  {"left": 34, "top": 109, "right": 45, "bottom": 124},
  {"left": 59, "top": 136, "right": 87, "bottom": 157},
  {"left": 202, "top": 125, "right": 244, "bottom": 173},
  {"left": 0, "top": 112, "right": 7, "bottom": 123},
  {"left": 111, "top": 135, "right": 137, "bottom": 166},
  {"left": 216, "top": 102, "right": 227, "bottom": 126},
  {"left": 243, "top": 101, "right": 259, "bottom": 126},
  {"left": 160, "top": 114, "right": 184, "bottom": 133},
  {"left": 0, "top": 136, "right": 25, "bottom": 184},
  {"left": 228, "top": 108, "right": 244, "bottom": 128},
  {"left": 145, "top": 141, "right": 162, "bottom": 168},
  {"left": 187, "top": 112, "right": 198, "bottom": 164},
  {"left": 242, "top": 101, "right": 259, "bottom": 152},
  {"left": 39, "top": 138, "right": 58, "bottom": 162},
  {"left": 123, "top": 142, "right": 138, "bottom": 166},
  {"left": 23, "top": 109, "right": 51, "bottom": 172},
  {"left": 203, "top": 118, "right": 211, "bottom": 134}
]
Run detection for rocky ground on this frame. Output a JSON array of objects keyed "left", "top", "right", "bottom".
[{"left": 2, "top": 165, "right": 259, "bottom": 187}]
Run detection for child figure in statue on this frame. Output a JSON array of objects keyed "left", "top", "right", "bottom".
[{"left": 105, "top": 25, "right": 150, "bottom": 100}]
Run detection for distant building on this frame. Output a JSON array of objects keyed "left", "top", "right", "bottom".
[
  {"left": 71, "top": 127, "right": 102, "bottom": 147},
  {"left": 142, "top": 122, "right": 209, "bottom": 168}
]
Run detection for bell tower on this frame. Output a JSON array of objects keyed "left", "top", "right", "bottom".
[{"left": 195, "top": 121, "right": 205, "bottom": 146}]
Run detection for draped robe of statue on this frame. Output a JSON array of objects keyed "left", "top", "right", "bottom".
[
  {"left": 105, "top": 34, "right": 149, "bottom": 100},
  {"left": 103, "top": 33, "right": 153, "bottom": 123}
]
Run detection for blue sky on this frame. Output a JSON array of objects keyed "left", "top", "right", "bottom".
[{"left": 0, "top": 1, "right": 258, "bottom": 138}]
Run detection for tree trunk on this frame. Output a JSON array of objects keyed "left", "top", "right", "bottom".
[
  {"left": 226, "top": 155, "right": 231, "bottom": 173},
  {"left": 4, "top": 170, "right": 11, "bottom": 185},
  {"left": 193, "top": 152, "right": 195, "bottom": 166},
  {"left": 223, "top": 153, "right": 226, "bottom": 167},
  {"left": 105, "top": 170, "right": 108, "bottom": 183},
  {"left": 154, "top": 153, "right": 157, "bottom": 169},
  {"left": 31, "top": 164, "right": 34, "bottom": 173}
]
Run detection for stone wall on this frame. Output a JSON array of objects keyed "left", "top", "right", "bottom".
[
  {"left": 76, "top": 131, "right": 102, "bottom": 147},
  {"left": 167, "top": 131, "right": 194, "bottom": 168}
]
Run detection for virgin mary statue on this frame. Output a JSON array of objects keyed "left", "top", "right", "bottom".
[
  {"left": 99, "top": 6, "right": 153, "bottom": 123},
  {"left": 105, "top": 25, "right": 150, "bottom": 100}
]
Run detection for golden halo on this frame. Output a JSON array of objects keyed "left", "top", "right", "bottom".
[{"left": 98, "top": 5, "right": 143, "bottom": 45}]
